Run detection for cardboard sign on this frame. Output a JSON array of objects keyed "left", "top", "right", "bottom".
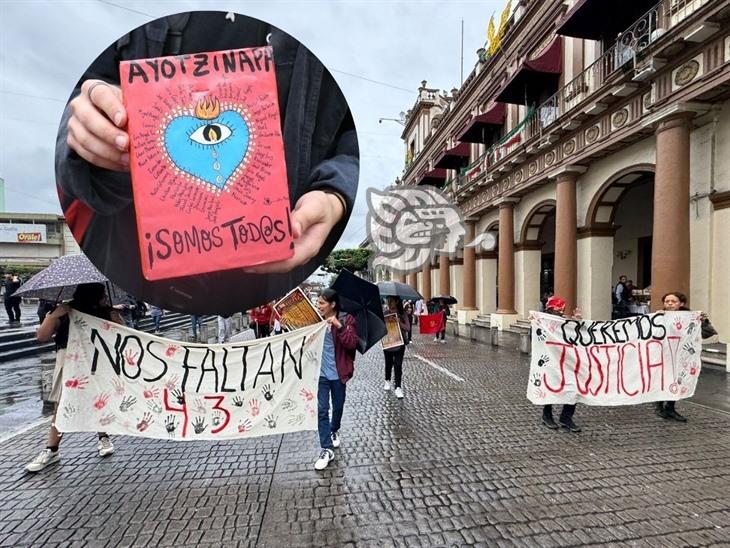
[
  {"left": 56, "top": 311, "right": 326, "bottom": 440},
  {"left": 274, "top": 287, "right": 322, "bottom": 331},
  {"left": 382, "top": 313, "right": 404, "bottom": 350},
  {"left": 527, "top": 311, "right": 703, "bottom": 406},
  {"left": 120, "top": 47, "right": 294, "bottom": 281}
]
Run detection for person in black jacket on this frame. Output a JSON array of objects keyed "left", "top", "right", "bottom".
[
  {"left": 56, "top": 11, "right": 358, "bottom": 315},
  {"left": 3, "top": 273, "right": 22, "bottom": 324}
]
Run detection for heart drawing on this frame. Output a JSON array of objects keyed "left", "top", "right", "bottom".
[{"left": 163, "top": 97, "right": 251, "bottom": 191}]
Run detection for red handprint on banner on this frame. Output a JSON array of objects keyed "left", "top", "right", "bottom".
[
  {"left": 143, "top": 387, "right": 160, "bottom": 399},
  {"left": 123, "top": 349, "right": 139, "bottom": 367},
  {"left": 165, "top": 345, "right": 179, "bottom": 358},
  {"left": 137, "top": 412, "right": 153, "bottom": 432},
  {"left": 299, "top": 388, "right": 314, "bottom": 402},
  {"left": 249, "top": 398, "right": 260, "bottom": 417},
  {"left": 93, "top": 393, "right": 110, "bottom": 410},
  {"left": 164, "top": 374, "right": 180, "bottom": 392},
  {"left": 65, "top": 376, "right": 89, "bottom": 389}
]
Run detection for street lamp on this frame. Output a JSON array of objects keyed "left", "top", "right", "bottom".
[{"left": 378, "top": 111, "right": 406, "bottom": 126}]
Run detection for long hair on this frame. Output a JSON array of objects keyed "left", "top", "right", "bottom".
[
  {"left": 320, "top": 288, "right": 341, "bottom": 313},
  {"left": 71, "top": 283, "right": 111, "bottom": 317}
]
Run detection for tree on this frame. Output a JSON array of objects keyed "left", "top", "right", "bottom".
[{"left": 323, "top": 248, "right": 372, "bottom": 275}]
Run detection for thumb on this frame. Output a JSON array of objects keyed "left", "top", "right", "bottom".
[{"left": 291, "top": 194, "right": 326, "bottom": 238}]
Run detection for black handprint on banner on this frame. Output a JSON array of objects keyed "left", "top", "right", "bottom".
[
  {"left": 171, "top": 388, "right": 185, "bottom": 405},
  {"left": 232, "top": 396, "right": 244, "bottom": 407},
  {"left": 165, "top": 415, "right": 177, "bottom": 437},
  {"left": 193, "top": 416, "right": 207, "bottom": 434},
  {"left": 687, "top": 322, "right": 696, "bottom": 335},
  {"left": 262, "top": 384, "right": 275, "bottom": 401},
  {"left": 72, "top": 316, "right": 88, "bottom": 330},
  {"left": 237, "top": 418, "right": 252, "bottom": 433},
  {"left": 62, "top": 404, "right": 77, "bottom": 420},
  {"left": 683, "top": 343, "right": 696, "bottom": 356},
  {"left": 531, "top": 373, "right": 542, "bottom": 387},
  {"left": 287, "top": 414, "right": 305, "bottom": 426},
  {"left": 99, "top": 413, "right": 116, "bottom": 426},
  {"left": 281, "top": 399, "right": 297, "bottom": 412},
  {"left": 264, "top": 414, "right": 278, "bottom": 429},
  {"left": 119, "top": 395, "right": 137, "bottom": 412},
  {"left": 212, "top": 411, "right": 222, "bottom": 428},
  {"left": 136, "top": 412, "right": 153, "bottom": 432},
  {"left": 537, "top": 355, "right": 550, "bottom": 368},
  {"left": 534, "top": 328, "right": 546, "bottom": 342}
]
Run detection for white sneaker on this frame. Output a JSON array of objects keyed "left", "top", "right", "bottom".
[
  {"left": 395, "top": 387, "right": 404, "bottom": 399},
  {"left": 433, "top": 337, "right": 439, "bottom": 342},
  {"left": 97, "top": 437, "right": 115, "bottom": 457},
  {"left": 25, "top": 448, "right": 59, "bottom": 473},
  {"left": 383, "top": 381, "right": 391, "bottom": 391},
  {"left": 314, "top": 448, "right": 335, "bottom": 470},
  {"left": 440, "top": 339, "right": 447, "bottom": 344},
  {"left": 331, "top": 431, "right": 341, "bottom": 448}
]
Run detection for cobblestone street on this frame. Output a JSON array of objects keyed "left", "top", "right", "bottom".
[{"left": 1, "top": 333, "right": 729, "bottom": 547}]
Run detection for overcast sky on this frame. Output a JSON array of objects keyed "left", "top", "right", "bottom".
[{"left": 0, "top": 0, "right": 504, "bottom": 248}]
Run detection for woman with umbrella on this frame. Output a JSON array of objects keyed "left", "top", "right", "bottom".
[
  {"left": 314, "top": 288, "right": 358, "bottom": 471},
  {"left": 25, "top": 283, "right": 125, "bottom": 473}
]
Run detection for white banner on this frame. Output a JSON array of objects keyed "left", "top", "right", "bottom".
[
  {"left": 0, "top": 222, "right": 47, "bottom": 243},
  {"left": 527, "top": 311, "right": 702, "bottom": 406},
  {"left": 56, "top": 311, "right": 326, "bottom": 440}
]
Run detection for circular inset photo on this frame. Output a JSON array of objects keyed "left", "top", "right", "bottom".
[{"left": 55, "top": 11, "right": 358, "bottom": 315}]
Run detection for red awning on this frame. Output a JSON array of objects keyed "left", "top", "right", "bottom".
[
  {"left": 434, "top": 142, "right": 471, "bottom": 169},
  {"left": 417, "top": 167, "right": 447, "bottom": 186},
  {"left": 457, "top": 103, "right": 506, "bottom": 143},
  {"left": 495, "top": 37, "right": 562, "bottom": 105},
  {"left": 556, "top": 0, "right": 657, "bottom": 41}
]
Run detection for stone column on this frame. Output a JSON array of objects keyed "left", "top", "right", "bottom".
[
  {"left": 439, "top": 254, "right": 450, "bottom": 297},
  {"left": 421, "top": 262, "right": 432, "bottom": 301},
  {"left": 463, "top": 220, "right": 477, "bottom": 310},
  {"left": 496, "top": 201, "right": 517, "bottom": 314},
  {"left": 551, "top": 165, "right": 586, "bottom": 314},
  {"left": 394, "top": 271, "right": 406, "bottom": 284},
  {"left": 651, "top": 114, "right": 691, "bottom": 311},
  {"left": 407, "top": 271, "right": 418, "bottom": 289}
]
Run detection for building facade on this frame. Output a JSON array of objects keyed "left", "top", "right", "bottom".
[
  {"left": 388, "top": 0, "right": 730, "bottom": 342},
  {"left": 0, "top": 212, "right": 80, "bottom": 268}
]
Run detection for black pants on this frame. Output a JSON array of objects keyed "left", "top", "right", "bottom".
[
  {"left": 4, "top": 298, "right": 20, "bottom": 322},
  {"left": 255, "top": 323, "right": 270, "bottom": 338},
  {"left": 543, "top": 404, "right": 576, "bottom": 421},
  {"left": 436, "top": 329, "right": 446, "bottom": 340},
  {"left": 384, "top": 346, "right": 405, "bottom": 388}
]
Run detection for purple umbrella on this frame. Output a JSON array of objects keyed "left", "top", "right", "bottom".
[{"left": 14, "top": 253, "right": 128, "bottom": 303}]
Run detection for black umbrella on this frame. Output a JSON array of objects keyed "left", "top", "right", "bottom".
[
  {"left": 376, "top": 281, "right": 422, "bottom": 301},
  {"left": 429, "top": 295, "right": 458, "bottom": 305},
  {"left": 331, "top": 270, "right": 386, "bottom": 354}
]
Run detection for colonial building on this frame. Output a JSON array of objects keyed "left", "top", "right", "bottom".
[{"left": 388, "top": 0, "right": 730, "bottom": 342}]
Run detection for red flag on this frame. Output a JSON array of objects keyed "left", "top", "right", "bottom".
[{"left": 419, "top": 312, "right": 445, "bottom": 335}]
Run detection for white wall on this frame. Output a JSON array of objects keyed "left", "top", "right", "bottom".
[
  {"left": 515, "top": 249, "right": 541, "bottom": 318},
  {"left": 476, "top": 258, "right": 497, "bottom": 314}
]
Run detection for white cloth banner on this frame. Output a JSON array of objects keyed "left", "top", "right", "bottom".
[
  {"left": 527, "top": 311, "right": 702, "bottom": 405},
  {"left": 56, "top": 311, "right": 326, "bottom": 440}
]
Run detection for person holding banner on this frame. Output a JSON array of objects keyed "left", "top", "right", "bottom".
[
  {"left": 656, "top": 292, "right": 690, "bottom": 422},
  {"left": 314, "top": 288, "right": 358, "bottom": 471},
  {"left": 25, "top": 283, "right": 124, "bottom": 473},
  {"left": 383, "top": 297, "right": 411, "bottom": 399},
  {"left": 435, "top": 299, "right": 450, "bottom": 344},
  {"left": 541, "top": 296, "right": 583, "bottom": 433}
]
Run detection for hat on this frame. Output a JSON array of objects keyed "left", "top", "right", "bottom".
[{"left": 546, "top": 296, "right": 566, "bottom": 311}]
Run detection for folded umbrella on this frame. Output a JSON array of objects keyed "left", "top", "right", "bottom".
[
  {"left": 376, "top": 281, "right": 422, "bottom": 301},
  {"left": 331, "top": 270, "right": 386, "bottom": 354},
  {"left": 14, "top": 253, "right": 129, "bottom": 304}
]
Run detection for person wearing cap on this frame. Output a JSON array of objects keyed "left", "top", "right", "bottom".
[{"left": 541, "top": 295, "right": 583, "bottom": 433}]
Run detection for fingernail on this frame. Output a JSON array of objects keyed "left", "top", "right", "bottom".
[
  {"left": 114, "top": 112, "right": 123, "bottom": 126},
  {"left": 120, "top": 153, "right": 129, "bottom": 166},
  {"left": 115, "top": 135, "right": 127, "bottom": 150}
]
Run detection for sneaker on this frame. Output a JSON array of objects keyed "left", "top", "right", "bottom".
[
  {"left": 667, "top": 409, "right": 688, "bottom": 422},
  {"left": 97, "top": 437, "right": 115, "bottom": 457},
  {"left": 440, "top": 339, "right": 446, "bottom": 344},
  {"left": 394, "top": 387, "right": 404, "bottom": 399},
  {"left": 383, "top": 381, "right": 391, "bottom": 391},
  {"left": 433, "top": 337, "right": 439, "bottom": 342},
  {"left": 559, "top": 418, "right": 582, "bottom": 433},
  {"left": 25, "top": 449, "right": 59, "bottom": 473},
  {"left": 542, "top": 415, "right": 558, "bottom": 429},
  {"left": 331, "top": 431, "right": 341, "bottom": 448},
  {"left": 314, "top": 448, "right": 335, "bottom": 470}
]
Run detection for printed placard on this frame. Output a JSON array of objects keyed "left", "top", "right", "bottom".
[
  {"left": 382, "top": 313, "right": 404, "bottom": 350},
  {"left": 120, "top": 47, "right": 294, "bottom": 281},
  {"left": 275, "top": 287, "right": 322, "bottom": 331},
  {"left": 527, "top": 311, "right": 702, "bottom": 405},
  {"left": 56, "top": 311, "right": 326, "bottom": 440}
]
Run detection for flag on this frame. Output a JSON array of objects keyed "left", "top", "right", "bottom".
[{"left": 419, "top": 312, "right": 445, "bottom": 335}]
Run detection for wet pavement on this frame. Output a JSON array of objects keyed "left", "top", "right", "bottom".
[{"left": 0, "top": 332, "right": 729, "bottom": 547}]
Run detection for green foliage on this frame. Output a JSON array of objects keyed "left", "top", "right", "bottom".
[
  {"left": 0, "top": 264, "right": 45, "bottom": 281},
  {"left": 323, "top": 248, "right": 373, "bottom": 275}
]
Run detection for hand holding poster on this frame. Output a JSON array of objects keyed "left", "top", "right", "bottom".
[
  {"left": 56, "top": 311, "right": 326, "bottom": 440},
  {"left": 527, "top": 311, "right": 702, "bottom": 405},
  {"left": 274, "top": 287, "right": 322, "bottom": 331},
  {"left": 382, "top": 313, "right": 404, "bottom": 350}
]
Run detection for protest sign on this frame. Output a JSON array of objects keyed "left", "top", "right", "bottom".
[
  {"left": 56, "top": 311, "right": 325, "bottom": 440},
  {"left": 120, "top": 46, "right": 293, "bottom": 281},
  {"left": 382, "top": 313, "right": 404, "bottom": 350},
  {"left": 275, "top": 288, "right": 322, "bottom": 331},
  {"left": 419, "top": 312, "right": 445, "bottom": 335},
  {"left": 527, "top": 311, "right": 702, "bottom": 405}
]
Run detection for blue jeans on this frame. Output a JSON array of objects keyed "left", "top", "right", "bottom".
[
  {"left": 318, "top": 376, "right": 346, "bottom": 450},
  {"left": 153, "top": 315, "right": 162, "bottom": 331},
  {"left": 191, "top": 315, "right": 203, "bottom": 336}
]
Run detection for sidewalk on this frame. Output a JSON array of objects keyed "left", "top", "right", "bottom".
[{"left": 1, "top": 334, "right": 729, "bottom": 547}]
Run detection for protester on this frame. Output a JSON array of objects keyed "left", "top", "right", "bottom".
[
  {"left": 113, "top": 297, "right": 136, "bottom": 328},
  {"left": 250, "top": 304, "right": 273, "bottom": 338},
  {"left": 656, "top": 292, "right": 690, "bottom": 422},
  {"left": 131, "top": 299, "right": 147, "bottom": 329},
  {"left": 613, "top": 275, "right": 630, "bottom": 319},
  {"left": 217, "top": 315, "right": 233, "bottom": 344},
  {"left": 190, "top": 314, "right": 203, "bottom": 341},
  {"left": 149, "top": 304, "right": 163, "bottom": 334},
  {"left": 314, "top": 288, "right": 358, "bottom": 471},
  {"left": 434, "top": 298, "right": 450, "bottom": 344},
  {"left": 541, "top": 295, "right": 583, "bottom": 433},
  {"left": 383, "top": 297, "right": 411, "bottom": 399},
  {"left": 404, "top": 302, "right": 414, "bottom": 344},
  {"left": 3, "top": 273, "right": 22, "bottom": 324},
  {"left": 25, "top": 283, "right": 124, "bottom": 473},
  {"left": 414, "top": 298, "right": 424, "bottom": 324}
]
